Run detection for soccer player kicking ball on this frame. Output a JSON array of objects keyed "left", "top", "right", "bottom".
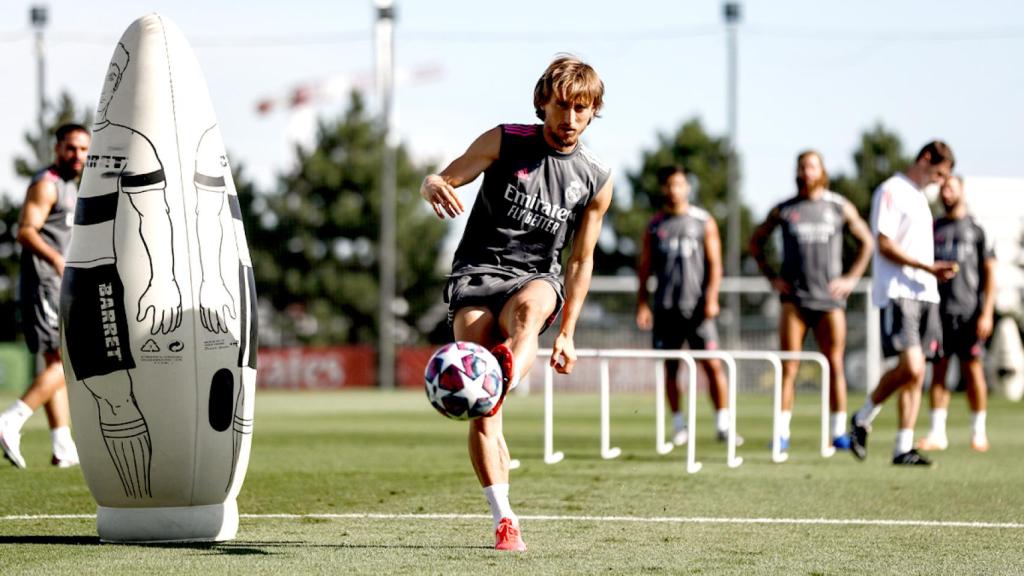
[
  {"left": 420, "top": 55, "right": 612, "bottom": 551},
  {"left": 919, "top": 175, "right": 996, "bottom": 453},
  {"left": 849, "top": 141, "right": 958, "bottom": 467}
]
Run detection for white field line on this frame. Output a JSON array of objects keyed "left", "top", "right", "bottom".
[{"left": 1, "top": 512, "right": 1022, "bottom": 530}]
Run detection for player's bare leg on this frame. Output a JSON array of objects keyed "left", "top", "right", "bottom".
[
  {"left": 851, "top": 346, "right": 926, "bottom": 461},
  {"left": 920, "top": 357, "right": 951, "bottom": 451},
  {"left": 812, "top": 309, "right": 849, "bottom": 446},
  {"left": 0, "top": 351, "right": 77, "bottom": 468},
  {"left": 702, "top": 359, "right": 739, "bottom": 444},
  {"left": 964, "top": 357, "right": 989, "bottom": 451},
  {"left": 664, "top": 360, "right": 688, "bottom": 445},
  {"left": 777, "top": 303, "right": 808, "bottom": 448},
  {"left": 454, "top": 305, "right": 525, "bottom": 550}
]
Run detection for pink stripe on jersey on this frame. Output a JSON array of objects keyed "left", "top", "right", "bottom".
[{"left": 504, "top": 124, "right": 537, "bottom": 136}]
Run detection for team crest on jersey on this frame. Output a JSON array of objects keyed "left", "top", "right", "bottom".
[{"left": 565, "top": 180, "right": 583, "bottom": 204}]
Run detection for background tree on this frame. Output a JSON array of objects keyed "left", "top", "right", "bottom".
[
  {"left": 596, "top": 118, "right": 753, "bottom": 277},
  {"left": 244, "top": 91, "right": 447, "bottom": 345},
  {"left": 830, "top": 123, "right": 913, "bottom": 269},
  {"left": 830, "top": 123, "right": 912, "bottom": 217}
]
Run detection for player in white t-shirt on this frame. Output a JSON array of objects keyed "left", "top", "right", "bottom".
[{"left": 849, "top": 141, "right": 958, "bottom": 466}]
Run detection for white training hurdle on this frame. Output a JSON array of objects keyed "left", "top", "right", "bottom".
[{"left": 535, "top": 348, "right": 831, "bottom": 473}]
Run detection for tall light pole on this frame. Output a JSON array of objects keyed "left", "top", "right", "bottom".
[
  {"left": 375, "top": 0, "right": 398, "bottom": 390},
  {"left": 30, "top": 5, "right": 48, "bottom": 162},
  {"left": 723, "top": 1, "right": 741, "bottom": 348}
]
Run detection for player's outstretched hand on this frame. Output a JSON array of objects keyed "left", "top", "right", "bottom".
[
  {"left": 551, "top": 332, "right": 577, "bottom": 375},
  {"left": 420, "top": 174, "right": 464, "bottom": 219}
]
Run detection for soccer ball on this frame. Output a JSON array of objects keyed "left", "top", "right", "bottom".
[{"left": 424, "top": 341, "right": 505, "bottom": 420}]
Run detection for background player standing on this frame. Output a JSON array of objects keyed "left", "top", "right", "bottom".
[
  {"left": 749, "top": 151, "right": 872, "bottom": 452},
  {"left": 419, "top": 55, "right": 612, "bottom": 551},
  {"left": 849, "top": 141, "right": 958, "bottom": 466},
  {"left": 918, "top": 175, "right": 995, "bottom": 453},
  {"left": 0, "top": 124, "right": 89, "bottom": 469},
  {"left": 636, "top": 165, "right": 738, "bottom": 446}
]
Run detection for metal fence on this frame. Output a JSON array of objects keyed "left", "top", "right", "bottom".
[{"left": 525, "top": 276, "right": 880, "bottom": 395}]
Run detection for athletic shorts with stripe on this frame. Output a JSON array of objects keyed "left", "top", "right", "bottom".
[
  {"left": 445, "top": 268, "right": 564, "bottom": 333},
  {"left": 20, "top": 279, "right": 61, "bottom": 357},
  {"left": 880, "top": 298, "right": 941, "bottom": 359}
]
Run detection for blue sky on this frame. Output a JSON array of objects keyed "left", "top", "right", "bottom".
[{"left": 0, "top": 0, "right": 1021, "bottom": 220}]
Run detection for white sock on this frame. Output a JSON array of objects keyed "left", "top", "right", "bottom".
[
  {"left": 830, "top": 411, "right": 847, "bottom": 439},
  {"left": 1, "top": 400, "right": 33, "bottom": 430},
  {"left": 894, "top": 428, "right": 914, "bottom": 456},
  {"left": 51, "top": 426, "right": 74, "bottom": 452},
  {"left": 715, "top": 409, "right": 729, "bottom": 434},
  {"left": 779, "top": 411, "right": 792, "bottom": 439},
  {"left": 484, "top": 484, "right": 516, "bottom": 530},
  {"left": 855, "top": 400, "right": 882, "bottom": 427},
  {"left": 929, "top": 408, "right": 948, "bottom": 438},
  {"left": 971, "top": 411, "right": 987, "bottom": 438},
  {"left": 672, "top": 411, "right": 686, "bottom": 432}
]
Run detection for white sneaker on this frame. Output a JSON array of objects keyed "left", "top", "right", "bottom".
[
  {"left": 672, "top": 427, "right": 689, "bottom": 446},
  {"left": 52, "top": 440, "right": 80, "bottom": 468},
  {"left": 0, "top": 417, "right": 26, "bottom": 469}
]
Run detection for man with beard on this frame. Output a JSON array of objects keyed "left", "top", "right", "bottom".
[
  {"left": 918, "top": 175, "right": 995, "bottom": 453},
  {"left": 750, "top": 150, "right": 873, "bottom": 454},
  {"left": 0, "top": 124, "right": 90, "bottom": 469}
]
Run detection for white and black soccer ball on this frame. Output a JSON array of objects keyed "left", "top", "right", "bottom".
[{"left": 424, "top": 341, "right": 505, "bottom": 420}]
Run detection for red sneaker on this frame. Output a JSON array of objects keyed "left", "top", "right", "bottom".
[
  {"left": 487, "top": 344, "right": 515, "bottom": 417},
  {"left": 494, "top": 518, "right": 526, "bottom": 551}
]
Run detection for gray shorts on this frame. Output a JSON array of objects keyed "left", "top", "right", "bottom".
[
  {"left": 19, "top": 279, "right": 61, "bottom": 358},
  {"left": 652, "top": 308, "right": 720, "bottom": 351},
  {"left": 445, "top": 268, "right": 564, "bottom": 333},
  {"left": 881, "top": 298, "right": 942, "bottom": 359}
]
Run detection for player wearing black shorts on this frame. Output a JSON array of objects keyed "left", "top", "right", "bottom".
[
  {"left": 636, "top": 165, "right": 737, "bottom": 446},
  {"left": 0, "top": 124, "right": 89, "bottom": 469},
  {"left": 849, "top": 141, "right": 959, "bottom": 466},
  {"left": 918, "top": 175, "right": 995, "bottom": 453},
  {"left": 420, "top": 56, "right": 612, "bottom": 551},
  {"left": 750, "top": 151, "right": 872, "bottom": 453}
]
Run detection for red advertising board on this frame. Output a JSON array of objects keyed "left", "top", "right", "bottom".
[{"left": 257, "top": 346, "right": 376, "bottom": 389}]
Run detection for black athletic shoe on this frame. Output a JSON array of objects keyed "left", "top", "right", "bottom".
[
  {"left": 849, "top": 415, "right": 869, "bottom": 461},
  {"left": 892, "top": 449, "right": 932, "bottom": 467}
]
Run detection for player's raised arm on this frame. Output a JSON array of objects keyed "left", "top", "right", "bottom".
[
  {"left": 420, "top": 126, "right": 502, "bottom": 219},
  {"left": 551, "top": 177, "right": 613, "bottom": 374}
]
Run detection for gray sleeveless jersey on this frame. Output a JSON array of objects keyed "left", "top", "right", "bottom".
[
  {"left": 774, "top": 191, "right": 847, "bottom": 310},
  {"left": 452, "top": 124, "right": 611, "bottom": 276},
  {"left": 934, "top": 215, "right": 993, "bottom": 318},
  {"left": 648, "top": 206, "right": 711, "bottom": 316},
  {"left": 20, "top": 166, "right": 77, "bottom": 288}
]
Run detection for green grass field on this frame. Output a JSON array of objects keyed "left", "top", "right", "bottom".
[{"left": 2, "top": 388, "right": 1023, "bottom": 574}]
